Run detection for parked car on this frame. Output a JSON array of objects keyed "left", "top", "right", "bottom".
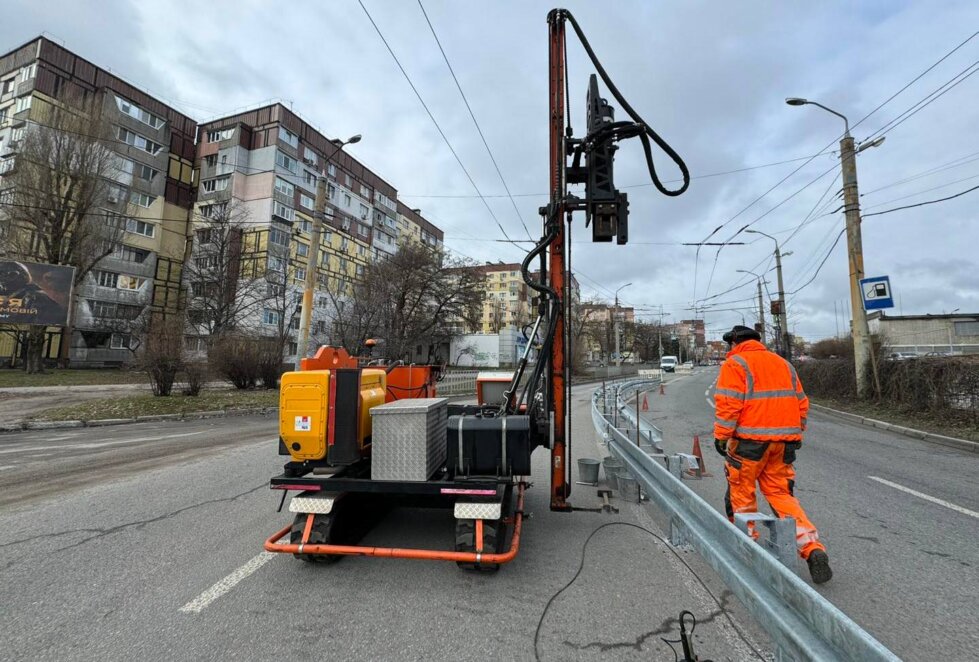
[{"left": 886, "top": 352, "right": 919, "bottom": 361}]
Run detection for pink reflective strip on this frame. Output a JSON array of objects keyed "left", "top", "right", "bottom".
[
  {"left": 440, "top": 488, "right": 497, "bottom": 496},
  {"left": 273, "top": 484, "right": 321, "bottom": 491}
]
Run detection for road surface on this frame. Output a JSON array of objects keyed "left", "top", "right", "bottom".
[
  {"left": 0, "top": 384, "right": 762, "bottom": 661},
  {"left": 642, "top": 367, "right": 979, "bottom": 661}
]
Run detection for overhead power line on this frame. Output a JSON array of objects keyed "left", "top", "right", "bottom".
[
  {"left": 416, "top": 0, "right": 534, "bottom": 242},
  {"left": 357, "top": 0, "right": 516, "bottom": 243},
  {"left": 862, "top": 182, "right": 979, "bottom": 218}
]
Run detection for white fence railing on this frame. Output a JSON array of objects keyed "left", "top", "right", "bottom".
[{"left": 436, "top": 370, "right": 478, "bottom": 397}]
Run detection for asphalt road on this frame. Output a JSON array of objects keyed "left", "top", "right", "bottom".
[
  {"left": 0, "top": 384, "right": 762, "bottom": 662},
  {"left": 643, "top": 367, "right": 979, "bottom": 661}
]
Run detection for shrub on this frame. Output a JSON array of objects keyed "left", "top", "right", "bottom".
[
  {"left": 140, "top": 316, "right": 184, "bottom": 396},
  {"left": 183, "top": 361, "right": 208, "bottom": 396},
  {"left": 210, "top": 334, "right": 261, "bottom": 390}
]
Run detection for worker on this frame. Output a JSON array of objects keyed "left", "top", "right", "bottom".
[{"left": 713, "top": 325, "right": 832, "bottom": 584}]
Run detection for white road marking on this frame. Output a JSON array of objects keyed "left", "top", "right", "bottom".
[
  {"left": 0, "top": 465, "right": 15, "bottom": 471},
  {"left": 0, "top": 430, "right": 206, "bottom": 455},
  {"left": 868, "top": 476, "right": 979, "bottom": 520},
  {"left": 179, "top": 540, "right": 287, "bottom": 613}
]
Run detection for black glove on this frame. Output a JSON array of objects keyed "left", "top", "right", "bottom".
[{"left": 714, "top": 438, "right": 728, "bottom": 457}]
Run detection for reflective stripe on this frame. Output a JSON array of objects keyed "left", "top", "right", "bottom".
[
  {"left": 789, "top": 364, "right": 798, "bottom": 392},
  {"left": 715, "top": 416, "right": 737, "bottom": 429},
  {"left": 731, "top": 355, "right": 753, "bottom": 396},
  {"left": 746, "top": 389, "right": 799, "bottom": 400},
  {"left": 797, "top": 391, "right": 807, "bottom": 400},
  {"left": 736, "top": 425, "right": 802, "bottom": 436},
  {"left": 715, "top": 387, "right": 744, "bottom": 400}
]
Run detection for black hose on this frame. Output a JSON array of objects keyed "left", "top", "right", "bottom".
[{"left": 562, "top": 10, "right": 690, "bottom": 197}]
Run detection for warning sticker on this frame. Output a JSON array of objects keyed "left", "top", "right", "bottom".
[{"left": 295, "top": 415, "right": 311, "bottom": 432}]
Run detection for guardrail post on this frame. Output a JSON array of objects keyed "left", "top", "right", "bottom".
[{"left": 734, "top": 513, "right": 798, "bottom": 570}]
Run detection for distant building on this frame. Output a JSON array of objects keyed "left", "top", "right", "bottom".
[{"left": 868, "top": 311, "right": 979, "bottom": 355}]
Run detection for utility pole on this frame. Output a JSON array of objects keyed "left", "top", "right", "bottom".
[
  {"left": 614, "top": 283, "right": 631, "bottom": 369},
  {"left": 787, "top": 97, "right": 884, "bottom": 397},
  {"left": 773, "top": 244, "right": 790, "bottom": 359},
  {"left": 756, "top": 278, "right": 767, "bottom": 346},
  {"left": 295, "top": 134, "right": 361, "bottom": 370}
]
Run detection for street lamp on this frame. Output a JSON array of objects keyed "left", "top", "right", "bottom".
[
  {"left": 745, "top": 229, "right": 790, "bottom": 359},
  {"left": 786, "top": 97, "right": 885, "bottom": 396},
  {"left": 295, "top": 133, "right": 363, "bottom": 369},
  {"left": 613, "top": 283, "right": 632, "bottom": 368}
]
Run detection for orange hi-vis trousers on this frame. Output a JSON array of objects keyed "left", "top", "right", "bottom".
[{"left": 723, "top": 438, "right": 825, "bottom": 560}]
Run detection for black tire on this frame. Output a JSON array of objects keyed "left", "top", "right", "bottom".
[
  {"left": 455, "top": 519, "right": 503, "bottom": 572},
  {"left": 290, "top": 513, "right": 341, "bottom": 564}
]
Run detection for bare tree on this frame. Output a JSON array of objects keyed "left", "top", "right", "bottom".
[
  {"left": 0, "top": 91, "right": 127, "bottom": 372},
  {"left": 324, "top": 242, "right": 483, "bottom": 361}
]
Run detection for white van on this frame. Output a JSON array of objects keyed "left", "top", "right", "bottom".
[{"left": 660, "top": 355, "right": 678, "bottom": 373}]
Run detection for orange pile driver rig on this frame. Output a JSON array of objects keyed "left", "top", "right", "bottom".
[{"left": 264, "top": 8, "right": 689, "bottom": 570}]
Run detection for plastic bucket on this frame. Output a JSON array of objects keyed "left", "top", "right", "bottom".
[
  {"left": 616, "top": 471, "right": 640, "bottom": 503},
  {"left": 577, "top": 458, "right": 601, "bottom": 484},
  {"left": 602, "top": 456, "right": 624, "bottom": 483}
]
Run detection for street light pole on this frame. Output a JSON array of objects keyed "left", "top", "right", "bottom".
[
  {"left": 736, "top": 269, "right": 767, "bottom": 347},
  {"left": 614, "top": 283, "right": 632, "bottom": 369},
  {"left": 746, "top": 230, "right": 790, "bottom": 359},
  {"left": 786, "top": 98, "right": 885, "bottom": 397},
  {"left": 295, "top": 134, "right": 362, "bottom": 370}
]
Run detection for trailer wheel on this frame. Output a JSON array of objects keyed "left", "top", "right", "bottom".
[
  {"left": 290, "top": 513, "right": 341, "bottom": 564},
  {"left": 455, "top": 519, "right": 502, "bottom": 572}
]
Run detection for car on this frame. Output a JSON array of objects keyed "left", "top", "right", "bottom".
[
  {"left": 660, "top": 355, "right": 678, "bottom": 372},
  {"left": 886, "top": 352, "right": 918, "bottom": 361}
]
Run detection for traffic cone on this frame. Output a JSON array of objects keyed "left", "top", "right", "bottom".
[
  {"left": 685, "top": 435, "right": 714, "bottom": 478},
  {"left": 659, "top": 382, "right": 665, "bottom": 395},
  {"left": 641, "top": 394, "right": 649, "bottom": 411}
]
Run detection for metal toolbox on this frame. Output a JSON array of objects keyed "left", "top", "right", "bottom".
[{"left": 370, "top": 398, "right": 448, "bottom": 481}]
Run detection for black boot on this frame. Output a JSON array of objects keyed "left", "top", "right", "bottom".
[{"left": 807, "top": 549, "right": 832, "bottom": 584}]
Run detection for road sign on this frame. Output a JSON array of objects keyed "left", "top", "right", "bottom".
[{"left": 860, "top": 275, "right": 894, "bottom": 310}]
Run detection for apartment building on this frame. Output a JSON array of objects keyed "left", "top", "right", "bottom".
[
  {"left": 0, "top": 37, "right": 196, "bottom": 366},
  {"left": 579, "top": 302, "right": 635, "bottom": 363},
  {"left": 396, "top": 202, "right": 443, "bottom": 251},
  {"left": 191, "top": 103, "right": 402, "bottom": 357}
]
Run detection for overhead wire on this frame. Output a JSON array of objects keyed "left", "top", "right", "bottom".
[
  {"left": 862, "top": 182, "right": 979, "bottom": 218},
  {"left": 415, "top": 0, "right": 534, "bottom": 242},
  {"left": 357, "top": 0, "right": 517, "bottom": 243}
]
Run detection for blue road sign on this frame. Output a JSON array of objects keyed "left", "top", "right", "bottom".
[{"left": 860, "top": 275, "right": 894, "bottom": 310}]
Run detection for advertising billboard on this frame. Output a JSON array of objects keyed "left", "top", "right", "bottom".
[{"left": 0, "top": 260, "right": 75, "bottom": 326}]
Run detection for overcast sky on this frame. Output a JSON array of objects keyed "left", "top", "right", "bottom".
[{"left": 5, "top": 0, "right": 978, "bottom": 342}]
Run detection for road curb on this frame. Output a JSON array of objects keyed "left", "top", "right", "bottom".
[
  {"left": 810, "top": 403, "right": 978, "bottom": 453},
  {"left": 4, "top": 407, "right": 279, "bottom": 433}
]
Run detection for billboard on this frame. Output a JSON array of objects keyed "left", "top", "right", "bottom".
[{"left": 0, "top": 260, "right": 75, "bottom": 326}]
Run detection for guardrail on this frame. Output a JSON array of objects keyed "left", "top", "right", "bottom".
[
  {"left": 435, "top": 370, "right": 478, "bottom": 396},
  {"left": 592, "top": 380, "right": 898, "bottom": 662}
]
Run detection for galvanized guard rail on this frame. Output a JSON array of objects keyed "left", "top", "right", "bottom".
[{"left": 592, "top": 380, "right": 899, "bottom": 662}]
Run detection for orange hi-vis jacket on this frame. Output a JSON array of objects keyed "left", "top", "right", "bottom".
[{"left": 713, "top": 340, "right": 809, "bottom": 443}]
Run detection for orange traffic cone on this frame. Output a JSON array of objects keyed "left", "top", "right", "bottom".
[
  {"left": 641, "top": 394, "right": 649, "bottom": 411},
  {"left": 685, "top": 435, "right": 714, "bottom": 478},
  {"left": 659, "top": 382, "right": 665, "bottom": 395}
]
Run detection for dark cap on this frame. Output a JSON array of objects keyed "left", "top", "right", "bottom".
[{"left": 723, "top": 325, "right": 761, "bottom": 345}]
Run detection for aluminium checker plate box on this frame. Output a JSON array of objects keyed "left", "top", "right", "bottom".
[{"left": 370, "top": 397, "right": 448, "bottom": 481}]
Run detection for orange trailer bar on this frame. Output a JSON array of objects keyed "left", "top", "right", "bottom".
[{"left": 264, "top": 484, "right": 526, "bottom": 565}]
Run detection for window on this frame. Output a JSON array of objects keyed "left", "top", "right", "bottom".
[
  {"left": 135, "top": 163, "right": 157, "bottom": 182},
  {"left": 343, "top": 194, "right": 351, "bottom": 208},
  {"left": 340, "top": 258, "right": 349, "bottom": 274},
  {"left": 272, "top": 201, "right": 294, "bottom": 222},
  {"left": 126, "top": 219, "right": 155, "bottom": 237},
  {"left": 317, "top": 297, "right": 328, "bottom": 308},
  {"left": 303, "top": 146, "right": 316, "bottom": 163},
  {"left": 359, "top": 204, "right": 369, "bottom": 220},
  {"left": 117, "top": 245, "right": 149, "bottom": 263},
  {"left": 195, "top": 255, "right": 217, "bottom": 270},
  {"left": 276, "top": 150, "right": 298, "bottom": 174},
  {"left": 206, "top": 129, "right": 233, "bottom": 142},
  {"left": 340, "top": 237, "right": 349, "bottom": 251},
  {"left": 954, "top": 321, "right": 979, "bottom": 336},
  {"left": 278, "top": 127, "right": 299, "bottom": 148},
  {"left": 109, "top": 333, "right": 132, "bottom": 350},
  {"left": 327, "top": 184, "right": 336, "bottom": 201},
  {"left": 288, "top": 341, "right": 298, "bottom": 355},
  {"left": 1, "top": 79, "right": 13, "bottom": 95},
  {"left": 15, "top": 96, "right": 32, "bottom": 113},
  {"left": 296, "top": 243, "right": 309, "bottom": 257},
  {"left": 345, "top": 174, "right": 352, "bottom": 187},
  {"left": 299, "top": 193, "right": 314, "bottom": 210},
  {"left": 11, "top": 127, "right": 23, "bottom": 142},
  {"left": 341, "top": 218, "right": 351, "bottom": 232},
  {"left": 358, "top": 224, "right": 368, "bottom": 238},
  {"left": 356, "top": 264, "right": 365, "bottom": 277},
  {"left": 262, "top": 309, "right": 280, "bottom": 325},
  {"left": 201, "top": 176, "right": 229, "bottom": 194},
  {"left": 117, "top": 127, "right": 162, "bottom": 155},
  {"left": 294, "top": 267, "right": 307, "bottom": 282},
  {"left": 289, "top": 317, "right": 300, "bottom": 331},
  {"left": 303, "top": 170, "right": 316, "bottom": 186},
  {"left": 360, "top": 185, "right": 370, "bottom": 198},
  {"left": 268, "top": 256, "right": 285, "bottom": 272},
  {"left": 20, "top": 64, "right": 36, "bottom": 82},
  {"left": 204, "top": 154, "right": 217, "bottom": 168},
  {"left": 114, "top": 156, "right": 134, "bottom": 184},
  {"left": 117, "top": 275, "right": 145, "bottom": 290},
  {"left": 129, "top": 191, "right": 154, "bottom": 208},
  {"left": 199, "top": 203, "right": 227, "bottom": 219},
  {"left": 328, "top": 163, "right": 336, "bottom": 177},
  {"left": 114, "top": 95, "right": 164, "bottom": 129},
  {"left": 357, "top": 245, "right": 366, "bottom": 256},
  {"left": 385, "top": 216, "right": 396, "bottom": 229},
  {"left": 298, "top": 219, "right": 312, "bottom": 233},
  {"left": 195, "top": 229, "right": 213, "bottom": 244},
  {"left": 0, "top": 157, "right": 14, "bottom": 174},
  {"left": 274, "top": 177, "right": 294, "bottom": 197},
  {"left": 89, "top": 301, "right": 141, "bottom": 320},
  {"left": 269, "top": 227, "right": 290, "bottom": 246},
  {"left": 97, "top": 271, "right": 118, "bottom": 288}
]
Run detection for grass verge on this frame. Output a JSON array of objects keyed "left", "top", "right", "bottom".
[
  {"left": 31, "top": 389, "right": 278, "bottom": 421},
  {"left": 0, "top": 369, "right": 146, "bottom": 388},
  {"left": 814, "top": 397, "right": 979, "bottom": 442}
]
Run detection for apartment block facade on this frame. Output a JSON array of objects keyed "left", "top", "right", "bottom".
[{"left": 0, "top": 37, "right": 196, "bottom": 366}]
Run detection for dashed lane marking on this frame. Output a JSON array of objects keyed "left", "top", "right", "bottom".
[
  {"left": 868, "top": 476, "right": 979, "bottom": 520},
  {"left": 0, "top": 430, "right": 207, "bottom": 455},
  {"left": 179, "top": 535, "right": 289, "bottom": 614}
]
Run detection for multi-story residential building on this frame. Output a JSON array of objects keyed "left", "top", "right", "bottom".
[
  {"left": 578, "top": 302, "right": 635, "bottom": 363},
  {"left": 396, "top": 202, "right": 443, "bottom": 251},
  {"left": 191, "top": 103, "right": 402, "bottom": 359},
  {"left": 0, "top": 37, "right": 196, "bottom": 366}
]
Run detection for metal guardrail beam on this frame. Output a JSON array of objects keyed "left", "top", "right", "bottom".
[{"left": 591, "top": 382, "right": 899, "bottom": 662}]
